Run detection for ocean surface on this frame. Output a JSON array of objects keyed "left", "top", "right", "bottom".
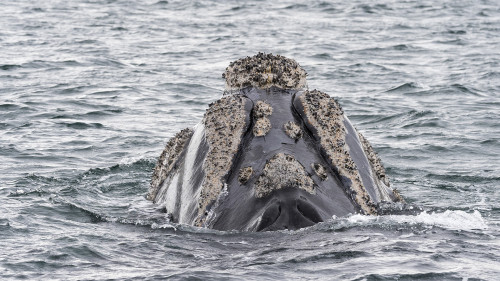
[{"left": 1, "top": 0, "right": 499, "bottom": 280}]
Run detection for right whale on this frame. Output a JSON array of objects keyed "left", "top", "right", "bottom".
[{"left": 148, "top": 53, "right": 408, "bottom": 231}]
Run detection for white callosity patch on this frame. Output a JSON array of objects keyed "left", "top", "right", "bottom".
[
  {"left": 148, "top": 128, "right": 193, "bottom": 201},
  {"left": 197, "top": 95, "right": 249, "bottom": 226},
  {"left": 238, "top": 166, "right": 253, "bottom": 184},
  {"left": 311, "top": 163, "right": 328, "bottom": 181},
  {"left": 299, "top": 90, "right": 377, "bottom": 215},
  {"left": 253, "top": 100, "right": 273, "bottom": 117},
  {"left": 255, "top": 153, "right": 315, "bottom": 198},
  {"left": 253, "top": 118, "right": 271, "bottom": 137},
  {"left": 223, "top": 52, "right": 308, "bottom": 92},
  {"left": 283, "top": 121, "right": 303, "bottom": 140},
  {"left": 357, "top": 131, "right": 404, "bottom": 202},
  {"left": 252, "top": 100, "right": 272, "bottom": 137},
  {"left": 357, "top": 132, "right": 390, "bottom": 187}
]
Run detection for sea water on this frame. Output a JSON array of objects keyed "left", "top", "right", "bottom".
[{"left": 1, "top": 0, "right": 499, "bottom": 280}]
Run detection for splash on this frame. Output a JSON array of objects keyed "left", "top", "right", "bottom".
[{"left": 344, "top": 210, "right": 488, "bottom": 231}]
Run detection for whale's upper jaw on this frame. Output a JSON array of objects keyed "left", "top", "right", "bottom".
[{"left": 222, "top": 52, "right": 308, "bottom": 92}]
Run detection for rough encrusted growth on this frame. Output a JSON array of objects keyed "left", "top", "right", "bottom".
[
  {"left": 223, "top": 52, "right": 307, "bottom": 91},
  {"left": 311, "top": 163, "right": 328, "bottom": 181},
  {"left": 254, "top": 100, "right": 273, "bottom": 118},
  {"left": 148, "top": 128, "right": 193, "bottom": 201},
  {"left": 255, "top": 153, "right": 315, "bottom": 198},
  {"left": 252, "top": 101, "right": 272, "bottom": 137},
  {"left": 299, "top": 90, "right": 376, "bottom": 215},
  {"left": 198, "top": 95, "right": 249, "bottom": 225},
  {"left": 253, "top": 118, "right": 271, "bottom": 137},
  {"left": 392, "top": 188, "right": 405, "bottom": 203},
  {"left": 357, "top": 132, "right": 390, "bottom": 187},
  {"left": 284, "top": 121, "right": 302, "bottom": 140},
  {"left": 238, "top": 166, "right": 253, "bottom": 184}
]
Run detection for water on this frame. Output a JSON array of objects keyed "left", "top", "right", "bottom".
[{"left": 1, "top": 0, "right": 499, "bottom": 279}]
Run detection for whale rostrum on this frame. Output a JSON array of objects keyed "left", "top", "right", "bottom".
[{"left": 149, "top": 53, "right": 405, "bottom": 231}]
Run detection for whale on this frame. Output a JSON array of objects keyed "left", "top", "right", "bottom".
[{"left": 148, "top": 53, "right": 406, "bottom": 231}]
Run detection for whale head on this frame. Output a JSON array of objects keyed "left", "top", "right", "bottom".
[{"left": 149, "top": 53, "right": 405, "bottom": 232}]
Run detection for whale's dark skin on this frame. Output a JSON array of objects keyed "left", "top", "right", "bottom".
[{"left": 148, "top": 53, "right": 408, "bottom": 231}]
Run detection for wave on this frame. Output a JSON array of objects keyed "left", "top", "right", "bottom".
[
  {"left": 450, "top": 83, "right": 483, "bottom": 96},
  {"left": 0, "top": 64, "right": 21, "bottom": 71},
  {"left": 58, "top": 121, "right": 104, "bottom": 130},
  {"left": 153, "top": 0, "right": 169, "bottom": 5},
  {"left": 384, "top": 82, "right": 424, "bottom": 93},
  {"left": 50, "top": 109, "right": 122, "bottom": 120}
]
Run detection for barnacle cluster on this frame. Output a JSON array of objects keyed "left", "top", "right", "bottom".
[
  {"left": 223, "top": 52, "right": 307, "bottom": 91},
  {"left": 298, "top": 90, "right": 377, "bottom": 215},
  {"left": 254, "top": 153, "right": 315, "bottom": 198},
  {"left": 197, "top": 95, "right": 249, "bottom": 225},
  {"left": 252, "top": 100, "right": 273, "bottom": 137},
  {"left": 283, "top": 121, "right": 303, "bottom": 140},
  {"left": 148, "top": 128, "right": 193, "bottom": 201}
]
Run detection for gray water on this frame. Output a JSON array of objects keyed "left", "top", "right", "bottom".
[{"left": 1, "top": 0, "right": 499, "bottom": 280}]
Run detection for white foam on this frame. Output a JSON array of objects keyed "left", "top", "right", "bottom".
[
  {"left": 344, "top": 210, "right": 488, "bottom": 231},
  {"left": 151, "top": 222, "right": 177, "bottom": 231},
  {"left": 118, "top": 155, "right": 144, "bottom": 166}
]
